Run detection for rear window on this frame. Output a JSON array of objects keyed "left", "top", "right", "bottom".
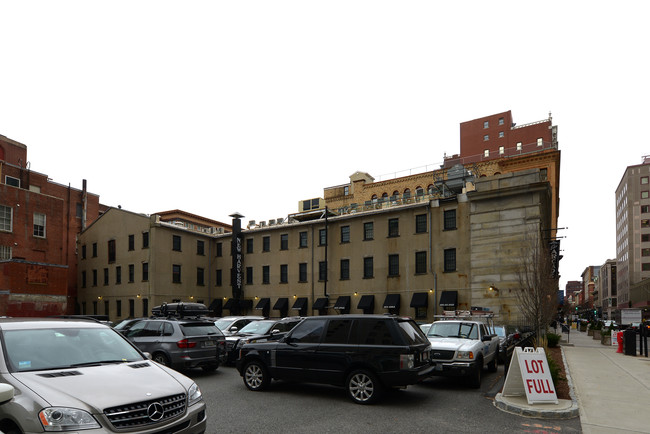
[
  {"left": 397, "top": 319, "right": 430, "bottom": 345},
  {"left": 180, "top": 323, "right": 223, "bottom": 337},
  {"left": 354, "top": 319, "right": 401, "bottom": 346}
]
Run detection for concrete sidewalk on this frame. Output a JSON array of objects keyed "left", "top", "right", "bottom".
[{"left": 562, "top": 329, "right": 650, "bottom": 434}]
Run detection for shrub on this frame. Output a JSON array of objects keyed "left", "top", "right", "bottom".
[
  {"left": 546, "top": 332, "right": 561, "bottom": 348},
  {"left": 546, "top": 351, "right": 562, "bottom": 389}
]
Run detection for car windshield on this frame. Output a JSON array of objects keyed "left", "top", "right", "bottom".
[
  {"left": 2, "top": 327, "right": 145, "bottom": 372},
  {"left": 215, "top": 318, "right": 237, "bottom": 331},
  {"left": 427, "top": 322, "right": 478, "bottom": 339},
  {"left": 494, "top": 326, "right": 506, "bottom": 337},
  {"left": 238, "top": 321, "right": 274, "bottom": 335},
  {"left": 397, "top": 320, "right": 430, "bottom": 345}
]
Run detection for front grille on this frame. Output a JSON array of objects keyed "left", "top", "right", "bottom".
[
  {"left": 430, "top": 349, "right": 455, "bottom": 360},
  {"left": 104, "top": 393, "right": 186, "bottom": 430}
]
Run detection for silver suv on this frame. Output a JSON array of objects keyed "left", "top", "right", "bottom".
[{"left": 0, "top": 317, "right": 206, "bottom": 434}]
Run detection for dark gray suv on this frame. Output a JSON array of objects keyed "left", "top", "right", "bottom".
[{"left": 236, "top": 315, "right": 434, "bottom": 404}]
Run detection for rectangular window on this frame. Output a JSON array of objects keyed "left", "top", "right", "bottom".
[
  {"left": 93, "top": 242, "right": 98, "bottom": 257},
  {"left": 0, "top": 205, "right": 12, "bottom": 232},
  {"left": 81, "top": 271, "right": 86, "bottom": 288},
  {"left": 142, "top": 263, "right": 149, "bottom": 281},
  {"left": 340, "top": 259, "right": 350, "bottom": 280},
  {"left": 444, "top": 209, "right": 457, "bottom": 230},
  {"left": 216, "top": 242, "right": 223, "bottom": 257},
  {"left": 498, "top": 117, "right": 504, "bottom": 125},
  {"left": 498, "top": 131, "right": 504, "bottom": 138},
  {"left": 142, "top": 232, "right": 149, "bottom": 248},
  {"left": 299, "top": 263, "right": 307, "bottom": 282},
  {"left": 444, "top": 248, "right": 456, "bottom": 272},
  {"left": 484, "top": 149, "right": 489, "bottom": 157},
  {"left": 642, "top": 205, "right": 650, "bottom": 214},
  {"left": 105, "top": 300, "right": 110, "bottom": 317},
  {"left": 299, "top": 231, "right": 308, "bottom": 248},
  {"left": 499, "top": 146, "right": 505, "bottom": 155},
  {"left": 517, "top": 142, "right": 522, "bottom": 151},
  {"left": 483, "top": 135, "right": 489, "bottom": 142},
  {"left": 483, "top": 121, "right": 489, "bottom": 129},
  {"left": 319, "top": 229, "right": 327, "bottom": 246},
  {"left": 262, "top": 265, "right": 270, "bottom": 284},
  {"left": 197, "top": 267, "right": 205, "bottom": 286},
  {"left": 0, "top": 245, "right": 12, "bottom": 260},
  {"left": 197, "top": 240, "right": 205, "bottom": 255},
  {"left": 280, "top": 234, "right": 288, "bottom": 250},
  {"left": 363, "top": 222, "right": 374, "bottom": 240},
  {"left": 340, "top": 226, "right": 350, "bottom": 243},
  {"left": 642, "top": 234, "right": 650, "bottom": 242},
  {"left": 33, "top": 213, "right": 46, "bottom": 238},
  {"left": 642, "top": 191, "right": 649, "bottom": 199},
  {"left": 5, "top": 175, "right": 20, "bottom": 187},
  {"left": 388, "top": 218, "right": 399, "bottom": 237},
  {"left": 643, "top": 263, "right": 650, "bottom": 272},
  {"left": 415, "top": 214, "right": 427, "bottom": 233},
  {"left": 319, "top": 261, "right": 327, "bottom": 281},
  {"left": 76, "top": 203, "right": 83, "bottom": 218},
  {"left": 172, "top": 264, "right": 181, "bottom": 283},
  {"left": 116, "top": 266, "right": 122, "bottom": 284},
  {"left": 246, "top": 238, "right": 254, "bottom": 254},
  {"left": 537, "top": 137, "right": 543, "bottom": 146},
  {"left": 92, "top": 269, "right": 98, "bottom": 287},
  {"left": 246, "top": 267, "right": 253, "bottom": 284},
  {"left": 81, "top": 245, "right": 86, "bottom": 259},
  {"left": 116, "top": 300, "right": 122, "bottom": 317},
  {"left": 388, "top": 254, "right": 399, "bottom": 277},
  {"left": 216, "top": 269, "right": 222, "bottom": 286},
  {"left": 363, "top": 257, "right": 374, "bottom": 278},
  {"left": 103, "top": 268, "right": 109, "bottom": 285},
  {"left": 172, "top": 235, "right": 181, "bottom": 251},
  {"left": 642, "top": 249, "right": 650, "bottom": 257},
  {"left": 108, "top": 240, "right": 116, "bottom": 263},
  {"left": 643, "top": 219, "right": 650, "bottom": 228},
  {"left": 128, "top": 264, "right": 135, "bottom": 283},
  {"left": 142, "top": 299, "right": 148, "bottom": 317},
  {"left": 642, "top": 177, "right": 649, "bottom": 185},
  {"left": 129, "top": 300, "right": 135, "bottom": 318},
  {"left": 263, "top": 236, "right": 271, "bottom": 252},
  {"left": 128, "top": 234, "right": 135, "bottom": 251},
  {"left": 280, "top": 264, "right": 288, "bottom": 283},
  {"left": 415, "top": 251, "right": 427, "bottom": 274}
]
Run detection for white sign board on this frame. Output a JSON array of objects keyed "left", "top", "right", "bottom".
[
  {"left": 502, "top": 347, "right": 558, "bottom": 404},
  {"left": 621, "top": 309, "right": 642, "bottom": 325}
]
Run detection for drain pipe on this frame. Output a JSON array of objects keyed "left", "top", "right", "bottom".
[{"left": 324, "top": 207, "right": 329, "bottom": 298}]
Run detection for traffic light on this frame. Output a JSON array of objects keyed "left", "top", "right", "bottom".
[{"left": 575, "top": 307, "right": 578, "bottom": 311}]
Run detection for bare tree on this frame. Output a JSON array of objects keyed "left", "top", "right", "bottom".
[{"left": 514, "top": 233, "right": 559, "bottom": 342}]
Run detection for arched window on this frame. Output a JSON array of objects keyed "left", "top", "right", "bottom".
[
  {"left": 382, "top": 192, "right": 389, "bottom": 200},
  {"left": 427, "top": 184, "right": 435, "bottom": 194},
  {"left": 416, "top": 186, "right": 424, "bottom": 196},
  {"left": 403, "top": 188, "right": 411, "bottom": 199},
  {"left": 371, "top": 194, "right": 378, "bottom": 203},
  {"left": 392, "top": 190, "right": 399, "bottom": 197}
]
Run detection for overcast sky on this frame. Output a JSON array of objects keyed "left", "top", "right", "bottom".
[{"left": 1, "top": 1, "right": 649, "bottom": 293}]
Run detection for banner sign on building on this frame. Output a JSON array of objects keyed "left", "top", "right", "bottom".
[
  {"left": 230, "top": 213, "right": 244, "bottom": 301},
  {"left": 502, "top": 347, "right": 558, "bottom": 404},
  {"left": 549, "top": 240, "right": 561, "bottom": 279}
]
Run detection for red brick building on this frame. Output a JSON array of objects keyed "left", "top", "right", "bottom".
[{"left": 1, "top": 134, "right": 102, "bottom": 316}]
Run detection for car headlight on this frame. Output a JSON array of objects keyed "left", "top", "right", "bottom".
[
  {"left": 456, "top": 351, "right": 474, "bottom": 360},
  {"left": 39, "top": 407, "right": 100, "bottom": 431},
  {"left": 188, "top": 382, "right": 203, "bottom": 406}
]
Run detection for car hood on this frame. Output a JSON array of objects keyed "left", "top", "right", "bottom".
[
  {"left": 11, "top": 362, "right": 189, "bottom": 412},
  {"left": 427, "top": 337, "right": 475, "bottom": 351}
]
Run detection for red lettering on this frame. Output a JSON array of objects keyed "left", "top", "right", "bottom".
[
  {"left": 533, "top": 379, "right": 542, "bottom": 393},
  {"left": 526, "top": 379, "right": 534, "bottom": 393},
  {"left": 545, "top": 379, "right": 554, "bottom": 393},
  {"left": 525, "top": 360, "right": 532, "bottom": 373}
]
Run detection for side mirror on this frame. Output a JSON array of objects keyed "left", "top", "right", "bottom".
[
  {"left": 144, "top": 352, "right": 152, "bottom": 360},
  {"left": 0, "top": 383, "right": 15, "bottom": 404},
  {"left": 229, "top": 326, "right": 238, "bottom": 333},
  {"left": 481, "top": 335, "right": 493, "bottom": 342},
  {"left": 271, "top": 329, "right": 280, "bottom": 335}
]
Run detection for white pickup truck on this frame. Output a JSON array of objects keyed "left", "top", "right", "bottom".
[{"left": 425, "top": 319, "right": 499, "bottom": 388}]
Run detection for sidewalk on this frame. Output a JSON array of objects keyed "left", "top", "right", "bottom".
[{"left": 562, "top": 329, "right": 650, "bottom": 434}]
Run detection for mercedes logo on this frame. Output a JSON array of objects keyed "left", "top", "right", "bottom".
[{"left": 147, "top": 402, "right": 165, "bottom": 421}]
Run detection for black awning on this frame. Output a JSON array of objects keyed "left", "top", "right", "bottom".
[
  {"left": 313, "top": 297, "right": 329, "bottom": 310},
  {"left": 255, "top": 298, "right": 270, "bottom": 310},
  {"left": 208, "top": 298, "right": 223, "bottom": 311},
  {"left": 439, "top": 290, "right": 458, "bottom": 308},
  {"left": 273, "top": 297, "right": 288, "bottom": 311},
  {"left": 410, "top": 292, "right": 429, "bottom": 308},
  {"left": 239, "top": 299, "right": 253, "bottom": 310},
  {"left": 292, "top": 297, "right": 308, "bottom": 310},
  {"left": 382, "top": 294, "right": 400, "bottom": 309},
  {"left": 357, "top": 295, "right": 374, "bottom": 310},
  {"left": 333, "top": 296, "right": 351, "bottom": 310},
  {"left": 223, "top": 298, "right": 235, "bottom": 310}
]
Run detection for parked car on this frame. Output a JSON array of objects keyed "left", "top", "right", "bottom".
[
  {"left": 112, "top": 317, "right": 146, "bottom": 334},
  {"left": 493, "top": 324, "right": 521, "bottom": 364},
  {"left": 224, "top": 317, "right": 303, "bottom": 364},
  {"left": 236, "top": 315, "right": 434, "bottom": 404},
  {"left": 0, "top": 317, "right": 206, "bottom": 434},
  {"left": 214, "top": 316, "right": 265, "bottom": 336},
  {"left": 124, "top": 316, "right": 225, "bottom": 371},
  {"left": 418, "top": 323, "right": 433, "bottom": 335}
]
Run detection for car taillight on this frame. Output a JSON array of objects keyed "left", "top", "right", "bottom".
[
  {"left": 513, "top": 333, "right": 520, "bottom": 339},
  {"left": 177, "top": 339, "right": 197, "bottom": 349},
  {"left": 400, "top": 354, "right": 414, "bottom": 370}
]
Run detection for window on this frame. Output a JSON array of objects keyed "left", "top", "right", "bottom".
[
  {"left": 340, "top": 226, "right": 350, "bottom": 243},
  {"left": 116, "top": 300, "right": 122, "bottom": 317},
  {"left": 216, "top": 242, "right": 223, "bottom": 257},
  {"left": 415, "top": 251, "right": 427, "bottom": 274},
  {"left": 299, "top": 231, "right": 308, "bottom": 248},
  {"left": 643, "top": 263, "right": 650, "bottom": 272},
  {"left": 142, "top": 232, "right": 149, "bottom": 248},
  {"left": 246, "top": 238, "right": 254, "bottom": 254},
  {"left": 0, "top": 205, "right": 12, "bottom": 232},
  {"left": 142, "top": 263, "right": 149, "bottom": 281},
  {"left": 197, "top": 267, "right": 205, "bottom": 286},
  {"left": 363, "top": 257, "right": 373, "bottom": 279},
  {"left": 643, "top": 205, "right": 650, "bottom": 214},
  {"left": 128, "top": 264, "right": 135, "bottom": 283},
  {"left": 116, "top": 266, "right": 122, "bottom": 284},
  {"left": 280, "top": 264, "right": 288, "bottom": 283},
  {"left": 262, "top": 265, "right": 270, "bottom": 284},
  {"left": 444, "top": 209, "right": 457, "bottom": 230},
  {"left": 319, "top": 261, "right": 327, "bottom": 281},
  {"left": 197, "top": 240, "right": 205, "bottom": 255},
  {"left": 262, "top": 236, "right": 270, "bottom": 252},
  {"left": 364, "top": 222, "right": 374, "bottom": 240},
  {"left": 172, "top": 264, "right": 181, "bottom": 283},
  {"left": 643, "top": 191, "right": 649, "bottom": 200},
  {"left": 344, "top": 186, "right": 349, "bottom": 195},
  {"left": 483, "top": 135, "right": 489, "bottom": 142},
  {"left": 415, "top": 214, "right": 427, "bottom": 234},
  {"left": 642, "top": 177, "right": 649, "bottom": 185},
  {"left": 280, "top": 234, "right": 288, "bottom": 250},
  {"left": 299, "top": 263, "right": 307, "bottom": 282},
  {"left": 0, "top": 245, "right": 11, "bottom": 260},
  {"left": 76, "top": 203, "right": 82, "bottom": 218},
  {"left": 33, "top": 213, "right": 46, "bottom": 238},
  {"left": 517, "top": 142, "right": 522, "bottom": 151},
  {"left": 128, "top": 234, "right": 135, "bottom": 251},
  {"left": 642, "top": 234, "right": 650, "bottom": 242},
  {"left": 404, "top": 189, "right": 411, "bottom": 199},
  {"left": 340, "top": 259, "right": 350, "bottom": 280},
  {"left": 5, "top": 176, "right": 20, "bottom": 187},
  {"left": 537, "top": 137, "right": 543, "bottom": 146},
  {"left": 484, "top": 149, "right": 489, "bottom": 157},
  {"left": 642, "top": 219, "right": 650, "bottom": 228},
  {"left": 642, "top": 249, "right": 650, "bottom": 257},
  {"left": 483, "top": 121, "right": 489, "bottom": 129},
  {"left": 92, "top": 269, "right": 98, "bottom": 287},
  {"left": 92, "top": 242, "right": 97, "bottom": 257},
  {"left": 498, "top": 131, "right": 504, "bottom": 138},
  {"left": 444, "top": 248, "right": 456, "bottom": 272},
  {"left": 81, "top": 271, "right": 86, "bottom": 288},
  {"left": 388, "top": 254, "right": 399, "bottom": 277},
  {"left": 172, "top": 235, "right": 181, "bottom": 251},
  {"left": 81, "top": 245, "right": 86, "bottom": 259},
  {"left": 246, "top": 267, "right": 253, "bottom": 284},
  {"left": 499, "top": 146, "right": 505, "bottom": 155},
  {"left": 108, "top": 240, "right": 116, "bottom": 263},
  {"left": 498, "top": 117, "right": 504, "bottom": 125},
  {"left": 319, "top": 229, "right": 327, "bottom": 246},
  {"left": 216, "top": 269, "right": 222, "bottom": 286},
  {"left": 388, "top": 218, "right": 399, "bottom": 237}
]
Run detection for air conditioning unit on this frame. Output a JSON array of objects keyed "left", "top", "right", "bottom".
[
  {"left": 260, "top": 221, "right": 267, "bottom": 227},
  {"left": 215, "top": 227, "right": 224, "bottom": 234},
  {"left": 269, "top": 219, "right": 276, "bottom": 225},
  {"left": 276, "top": 217, "right": 284, "bottom": 224}
]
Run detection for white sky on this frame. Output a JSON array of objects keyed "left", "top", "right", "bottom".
[{"left": 1, "top": 1, "right": 649, "bottom": 294}]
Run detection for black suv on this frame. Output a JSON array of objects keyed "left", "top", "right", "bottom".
[
  {"left": 224, "top": 317, "right": 303, "bottom": 364},
  {"left": 236, "top": 315, "right": 433, "bottom": 404}
]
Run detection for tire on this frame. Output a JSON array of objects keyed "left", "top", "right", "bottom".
[
  {"left": 346, "top": 369, "right": 382, "bottom": 405},
  {"left": 152, "top": 352, "right": 171, "bottom": 367},
  {"left": 487, "top": 357, "right": 497, "bottom": 373},
  {"left": 469, "top": 359, "right": 483, "bottom": 389},
  {"left": 243, "top": 361, "right": 270, "bottom": 391}
]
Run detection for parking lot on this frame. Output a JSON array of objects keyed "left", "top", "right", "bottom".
[{"left": 188, "top": 364, "right": 582, "bottom": 434}]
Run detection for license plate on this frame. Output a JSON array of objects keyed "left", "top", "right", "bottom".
[
  {"left": 435, "top": 363, "right": 443, "bottom": 372},
  {"left": 204, "top": 341, "right": 216, "bottom": 347}
]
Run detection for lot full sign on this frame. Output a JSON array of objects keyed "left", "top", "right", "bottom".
[{"left": 502, "top": 347, "right": 558, "bottom": 404}]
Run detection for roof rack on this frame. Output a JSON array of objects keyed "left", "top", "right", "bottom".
[
  {"left": 434, "top": 310, "right": 497, "bottom": 321},
  {"left": 151, "top": 302, "right": 210, "bottom": 318}
]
